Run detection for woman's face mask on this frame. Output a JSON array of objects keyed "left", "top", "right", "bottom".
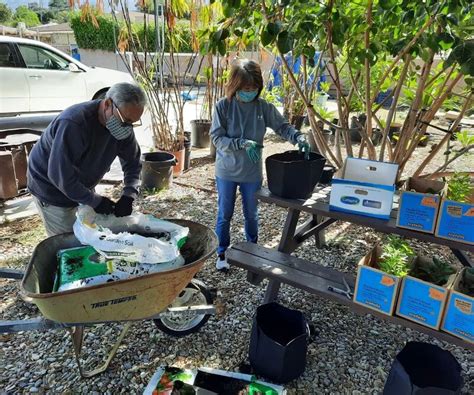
[
  {"left": 237, "top": 89, "right": 258, "bottom": 103},
  {"left": 105, "top": 102, "right": 134, "bottom": 140}
]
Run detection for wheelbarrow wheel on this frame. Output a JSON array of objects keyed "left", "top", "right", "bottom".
[{"left": 153, "top": 279, "right": 212, "bottom": 337}]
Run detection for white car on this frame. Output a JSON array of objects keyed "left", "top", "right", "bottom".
[{"left": 0, "top": 36, "right": 134, "bottom": 115}]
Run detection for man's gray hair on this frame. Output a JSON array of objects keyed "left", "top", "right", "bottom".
[{"left": 106, "top": 82, "right": 147, "bottom": 108}]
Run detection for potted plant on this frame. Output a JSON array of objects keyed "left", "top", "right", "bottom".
[
  {"left": 396, "top": 177, "right": 445, "bottom": 234},
  {"left": 396, "top": 255, "right": 456, "bottom": 329},
  {"left": 203, "top": 0, "right": 473, "bottom": 176},
  {"left": 436, "top": 173, "right": 474, "bottom": 244},
  {"left": 111, "top": 0, "right": 202, "bottom": 181},
  {"left": 314, "top": 81, "right": 331, "bottom": 108},
  {"left": 354, "top": 236, "right": 414, "bottom": 316},
  {"left": 441, "top": 267, "right": 474, "bottom": 342},
  {"left": 312, "top": 105, "right": 335, "bottom": 146}
]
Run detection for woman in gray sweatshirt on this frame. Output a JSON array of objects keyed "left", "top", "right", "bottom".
[{"left": 210, "top": 59, "right": 308, "bottom": 271}]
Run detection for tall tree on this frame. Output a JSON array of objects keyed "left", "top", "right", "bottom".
[
  {"left": 48, "top": 0, "right": 68, "bottom": 13},
  {"left": 0, "top": 3, "right": 12, "bottom": 23},
  {"left": 14, "top": 5, "right": 41, "bottom": 27}
]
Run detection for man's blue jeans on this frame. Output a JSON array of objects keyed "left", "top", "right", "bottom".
[{"left": 216, "top": 177, "right": 262, "bottom": 255}]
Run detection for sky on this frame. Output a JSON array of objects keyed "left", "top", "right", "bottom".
[{"left": 2, "top": 0, "right": 137, "bottom": 11}]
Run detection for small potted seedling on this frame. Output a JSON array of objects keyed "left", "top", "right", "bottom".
[
  {"left": 397, "top": 256, "right": 456, "bottom": 329},
  {"left": 435, "top": 173, "right": 474, "bottom": 245},
  {"left": 441, "top": 267, "right": 474, "bottom": 342},
  {"left": 354, "top": 236, "right": 414, "bottom": 316},
  {"left": 314, "top": 81, "right": 331, "bottom": 108},
  {"left": 396, "top": 177, "right": 445, "bottom": 234}
]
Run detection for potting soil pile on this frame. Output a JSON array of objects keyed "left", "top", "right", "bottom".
[{"left": 54, "top": 206, "right": 189, "bottom": 292}]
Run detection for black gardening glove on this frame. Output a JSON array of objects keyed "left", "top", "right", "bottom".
[
  {"left": 114, "top": 196, "right": 134, "bottom": 217},
  {"left": 94, "top": 196, "right": 115, "bottom": 215}
]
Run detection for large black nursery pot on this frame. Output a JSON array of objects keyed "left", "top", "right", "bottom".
[
  {"left": 190, "top": 119, "right": 211, "bottom": 148},
  {"left": 141, "top": 152, "right": 176, "bottom": 190},
  {"left": 383, "top": 342, "right": 463, "bottom": 395},
  {"left": 266, "top": 150, "right": 326, "bottom": 199},
  {"left": 249, "top": 302, "right": 310, "bottom": 384}
]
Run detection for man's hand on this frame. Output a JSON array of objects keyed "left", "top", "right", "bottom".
[
  {"left": 114, "top": 196, "right": 134, "bottom": 217},
  {"left": 94, "top": 196, "right": 115, "bottom": 215}
]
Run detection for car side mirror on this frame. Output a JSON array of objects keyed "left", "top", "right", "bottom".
[{"left": 68, "top": 63, "right": 81, "bottom": 72}]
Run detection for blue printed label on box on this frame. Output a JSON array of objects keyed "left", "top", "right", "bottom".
[
  {"left": 436, "top": 200, "right": 474, "bottom": 245},
  {"left": 442, "top": 292, "right": 473, "bottom": 343},
  {"left": 354, "top": 266, "right": 398, "bottom": 315},
  {"left": 397, "top": 192, "right": 440, "bottom": 233},
  {"left": 397, "top": 277, "right": 446, "bottom": 329}
]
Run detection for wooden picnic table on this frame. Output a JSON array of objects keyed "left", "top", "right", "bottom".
[{"left": 227, "top": 186, "right": 474, "bottom": 351}]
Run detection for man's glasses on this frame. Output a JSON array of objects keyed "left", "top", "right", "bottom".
[{"left": 113, "top": 102, "right": 142, "bottom": 128}]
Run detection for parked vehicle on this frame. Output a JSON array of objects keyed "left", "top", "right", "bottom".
[{"left": 0, "top": 37, "right": 133, "bottom": 115}]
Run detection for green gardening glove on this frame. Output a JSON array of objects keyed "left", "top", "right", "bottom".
[
  {"left": 296, "top": 134, "right": 311, "bottom": 160},
  {"left": 241, "top": 139, "right": 264, "bottom": 163}
]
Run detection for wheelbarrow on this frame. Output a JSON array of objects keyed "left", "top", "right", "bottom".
[{"left": 0, "top": 219, "right": 218, "bottom": 377}]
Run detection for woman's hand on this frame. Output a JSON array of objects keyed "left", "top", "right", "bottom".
[
  {"left": 296, "top": 134, "right": 311, "bottom": 159},
  {"left": 240, "top": 139, "right": 264, "bottom": 163}
]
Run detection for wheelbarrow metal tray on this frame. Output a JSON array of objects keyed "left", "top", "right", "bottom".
[{"left": 20, "top": 219, "right": 217, "bottom": 324}]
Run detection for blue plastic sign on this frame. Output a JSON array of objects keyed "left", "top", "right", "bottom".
[{"left": 436, "top": 200, "right": 474, "bottom": 245}]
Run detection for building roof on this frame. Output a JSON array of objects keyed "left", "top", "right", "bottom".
[{"left": 35, "top": 23, "right": 73, "bottom": 34}]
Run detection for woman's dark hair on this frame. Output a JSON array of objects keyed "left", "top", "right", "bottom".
[{"left": 225, "top": 59, "right": 264, "bottom": 100}]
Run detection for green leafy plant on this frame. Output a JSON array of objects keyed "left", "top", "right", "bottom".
[
  {"left": 319, "top": 81, "right": 331, "bottom": 94},
  {"left": 378, "top": 236, "right": 415, "bottom": 277},
  {"left": 409, "top": 257, "right": 456, "bottom": 286},
  {"left": 447, "top": 173, "right": 473, "bottom": 203},
  {"left": 314, "top": 104, "right": 336, "bottom": 121},
  {"left": 455, "top": 130, "right": 474, "bottom": 148}
]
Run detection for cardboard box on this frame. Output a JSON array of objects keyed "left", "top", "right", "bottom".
[
  {"left": 395, "top": 256, "right": 454, "bottom": 330},
  {"left": 441, "top": 268, "right": 474, "bottom": 344},
  {"left": 435, "top": 198, "right": 474, "bottom": 245},
  {"left": 329, "top": 158, "right": 398, "bottom": 220},
  {"left": 396, "top": 178, "right": 444, "bottom": 234},
  {"left": 354, "top": 246, "right": 403, "bottom": 316}
]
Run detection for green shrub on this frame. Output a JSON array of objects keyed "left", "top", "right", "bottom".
[{"left": 70, "top": 13, "right": 193, "bottom": 53}]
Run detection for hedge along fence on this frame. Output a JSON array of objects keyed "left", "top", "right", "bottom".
[{"left": 70, "top": 13, "right": 193, "bottom": 53}]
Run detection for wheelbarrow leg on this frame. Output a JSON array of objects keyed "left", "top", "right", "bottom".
[{"left": 68, "top": 322, "right": 132, "bottom": 378}]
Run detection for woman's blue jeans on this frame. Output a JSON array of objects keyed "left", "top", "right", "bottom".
[{"left": 215, "top": 177, "right": 262, "bottom": 255}]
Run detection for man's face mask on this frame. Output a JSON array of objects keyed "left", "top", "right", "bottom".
[
  {"left": 237, "top": 89, "right": 258, "bottom": 103},
  {"left": 106, "top": 102, "right": 134, "bottom": 140}
]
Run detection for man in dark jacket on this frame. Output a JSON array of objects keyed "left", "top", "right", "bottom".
[{"left": 27, "top": 82, "right": 146, "bottom": 236}]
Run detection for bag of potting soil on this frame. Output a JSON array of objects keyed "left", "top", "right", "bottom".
[
  {"left": 73, "top": 206, "right": 188, "bottom": 267},
  {"left": 55, "top": 245, "right": 129, "bottom": 292},
  {"left": 55, "top": 245, "right": 184, "bottom": 292}
]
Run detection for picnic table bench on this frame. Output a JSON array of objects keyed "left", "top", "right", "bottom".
[{"left": 227, "top": 187, "right": 474, "bottom": 351}]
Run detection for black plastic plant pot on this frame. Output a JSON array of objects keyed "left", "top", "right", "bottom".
[
  {"left": 320, "top": 164, "right": 336, "bottom": 184},
  {"left": 266, "top": 150, "right": 326, "bottom": 199},
  {"left": 249, "top": 302, "right": 309, "bottom": 384},
  {"left": 190, "top": 119, "right": 211, "bottom": 148},
  {"left": 141, "top": 152, "right": 176, "bottom": 190},
  {"left": 383, "top": 341, "right": 463, "bottom": 394},
  {"left": 418, "top": 132, "right": 431, "bottom": 147}
]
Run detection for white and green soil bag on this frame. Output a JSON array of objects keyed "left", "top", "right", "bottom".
[{"left": 73, "top": 205, "right": 188, "bottom": 268}]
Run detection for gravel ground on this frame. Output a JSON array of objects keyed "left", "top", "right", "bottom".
[{"left": 1, "top": 130, "right": 473, "bottom": 394}]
